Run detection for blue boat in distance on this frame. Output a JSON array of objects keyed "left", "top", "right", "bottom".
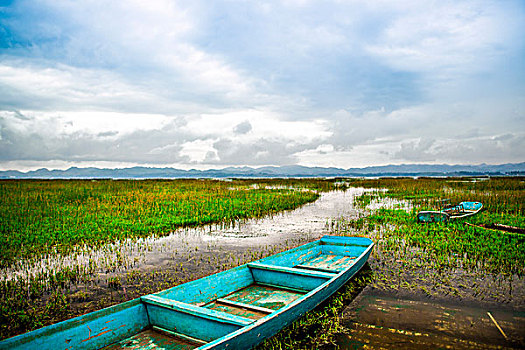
[
  {"left": 0, "top": 236, "right": 374, "bottom": 350},
  {"left": 417, "top": 201, "right": 483, "bottom": 223}
]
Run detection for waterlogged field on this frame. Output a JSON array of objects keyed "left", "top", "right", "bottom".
[
  {"left": 0, "top": 178, "right": 337, "bottom": 339},
  {"left": 259, "top": 177, "right": 525, "bottom": 349},
  {"left": 1, "top": 177, "right": 523, "bottom": 348},
  {"left": 0, "top": 179, "right": 336, "bottom": 265}
]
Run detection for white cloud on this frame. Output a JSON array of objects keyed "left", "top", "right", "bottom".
[
  {"left": 0, "top": 61, "right": 171, "bottom": 112},
  {"left": 180, "top": 139, "right": 217, "bottom": 163},
  {"left": 183, "top": 110, "right": 331, "bottom": 143},
  {"left": 0, "top": 110, "right": 174, "bottom": 137},
  {"left": 0, "top": 0, "right": 523, "bottom": 169},
  {"left": 365, "top": 0, "right": 523, "bottom": 77},
  {"left": 0, "top": 108, "right": 333, "bottom": 166}
]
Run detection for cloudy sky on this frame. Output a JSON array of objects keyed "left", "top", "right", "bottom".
[{"left": 1, "top": 0, "right": 524, "bottom": 171}]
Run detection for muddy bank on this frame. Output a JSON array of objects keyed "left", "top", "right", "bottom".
[
  {"left": 332, "top": 195, "right": 525, "bottom": 349},
  {"left": 339, "top": 288, "right": 524, "bottom": 349}
]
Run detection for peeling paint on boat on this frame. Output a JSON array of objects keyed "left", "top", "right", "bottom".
[{"left": 0, "top": 236, "right": 373, "bottom": 350}]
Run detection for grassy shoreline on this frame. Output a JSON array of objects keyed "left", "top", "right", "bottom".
[{"left": 0, "top": 179, "right": 335, "bottom": 266}]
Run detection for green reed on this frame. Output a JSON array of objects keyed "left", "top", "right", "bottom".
[
  {"left": 0, "top": 179, "right": 333, "bottom": 266},
  {"left": 350, "top": 176, "right": 524, "bottom": 217},
  {"left": 263, "top": 177, "right": 524, "bottom": 348},
  {"left": 0, "top": 178, "right": 336, "bottom": 339}
]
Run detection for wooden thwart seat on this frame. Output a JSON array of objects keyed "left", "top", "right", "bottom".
[
  {"left": 248, "top": 262, "right": 336, "bottom": 279},
  {"left": 294, "top": 264, "right": 342, "bottom": 274},
  {"left": 296, "top": 254, "right": 357, "bottom": 273},
  {"left": 247, "top": 262, "right": 335, "bottom": 293},
  {"left": 142, "top": 295, "right": 253, "bottom": 327},
  {"left": 255, "top": 282, "right": 309, "bottom": 294},
  {"left": 215, "top": 298, "right": 275, "bottom": 314}
]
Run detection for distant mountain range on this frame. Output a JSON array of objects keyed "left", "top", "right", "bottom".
[{"left": 1, "top": 163, "right": 524, "bottom": 179}]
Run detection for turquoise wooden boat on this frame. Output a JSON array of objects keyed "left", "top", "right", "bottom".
[
  {"left": 416, "top": 210, "right": 449, "bottom": 223},
  {"left": 0, "top": 236, "right": 373, "bottom": 350},
  {"left": 417, "top": 201, "right": 483, "bottom": 223}
]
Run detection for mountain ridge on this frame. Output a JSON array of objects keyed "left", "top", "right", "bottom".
[{"left": 1, "top": 162, "right": 524, "bottom": 179}]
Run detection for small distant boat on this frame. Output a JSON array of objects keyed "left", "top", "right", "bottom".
[
  {"left": 417, "top": 201, "right": 483, "bottom": 223},
  {"left": 0, "top": 236, "right": 373, "bottom": 350},
  {"left": 416, "top": 210, "right": 449, "bottom": 223}
]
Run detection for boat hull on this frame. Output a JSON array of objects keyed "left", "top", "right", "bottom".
[
  {"left": 0, "top": 236, "right": 374, "bottom": 350},
  {"left": 201, "top": 243, "right": 372, "bottom": 349},
  {"left": 417, "top": 211, "right": 449, "bottom": 223},
  {"left": 418, "top": 201, "right": 483, "bottom": 223}
]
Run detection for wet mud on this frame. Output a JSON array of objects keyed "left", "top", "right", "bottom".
[
  {"left": 333, "top": 204, "right": 525, "bottom": 349},
  {"left": 339, "top": 288, "right": 524, "bottom": 349}
]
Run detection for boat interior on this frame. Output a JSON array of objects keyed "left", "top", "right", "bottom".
[
  {"left": 103, "top": 238, "right": 367, "bottom": 349},
  {"left": 1, "top": 237, "right": 371, "bottom": 350}
]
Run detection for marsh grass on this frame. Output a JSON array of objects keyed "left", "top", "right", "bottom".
[
  {"left": 350, "top": 177, "right": 524, "bottom": 221},
  {"left": 0, "top": 178, "right": 335, "bottom": 339},
  {"left": 343, "top": 178, "right": 524, "bottom": 306},
  {"left": 0, "top": 179, "right": 333, "bottom": 266},
  {"left": 258, "top": 177, "right": 524, "bottom": 349}
]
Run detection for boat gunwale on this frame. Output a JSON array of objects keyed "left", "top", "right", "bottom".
[
  {"left": 0, "top": 298, "right": 147, "bottom": 349},
  {"left": 197, "top": 237, "right": 374, "bottom": 349}
]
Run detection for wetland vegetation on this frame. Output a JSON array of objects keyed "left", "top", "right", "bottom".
[
  {"left": 259, "top": 177, "right": 525, "bottom": 349},
  {"left": 0, "top": 178, "right": 336, "bottom": 339},
  {"left": 1, "top": 177, "right": 523, "bottom": 348},
  {"left": 0, "top": 179, "right": 337, "bottom": 265}
]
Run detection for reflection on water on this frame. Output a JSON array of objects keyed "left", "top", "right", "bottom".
[{"left": 340, "top": 290, "right": 525, "bottom": 349}]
